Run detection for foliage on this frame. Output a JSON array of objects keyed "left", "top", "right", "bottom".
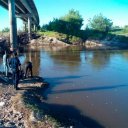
[
  {"left": 84, "top": 28, "right": 107, "bottom": 40},
  {"left": 118, "top": 36, "right": 128, "bottom": 43},
  {"left": 2, "top": 27, "right": 10, "bottom": 32},
  {"left": 107, "top": 25, "right": 128, "bottom": 44},
  {"left": 111, "top": 26, "right": 121, "bottom": 31},
  {"left": 123, "top": 25, "right": 128, "bottom": 33},
  {"left": 60, "top": 9, "right": 83, "bottom": 33},
  {"left": 69, "top": 36, "right": 82, "bottom": 44},
  {"left": 40, "top": 11, "right": 128, "bottom": 44},
  {"left": 110, "top": 25, "right": 128, "bottom": 36},
  {"left": 41, "top": 9, "right": 83, "bottom": 36},
  {"left": 38, "top": 31, "right": 67, "bottom": 39},
  {"left": 88, "top": 14, "right": 113, "bottom": 33}
]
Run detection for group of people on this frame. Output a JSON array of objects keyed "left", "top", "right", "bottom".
[{"left": 3, "top": 50, "right": 33, "bottom": 90}]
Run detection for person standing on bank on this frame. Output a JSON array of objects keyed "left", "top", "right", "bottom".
[
  {"left": 9, "top": 51, "right": 21, "bottom": 90},
  {"left": 3, "top": 51, "right": 9, "bottom": 77}
]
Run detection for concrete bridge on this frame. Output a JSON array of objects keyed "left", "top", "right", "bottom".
[{"left": 0, "top": 0, "right": 39, "bottom": 50}]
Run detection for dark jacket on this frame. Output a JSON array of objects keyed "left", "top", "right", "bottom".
[{"left": 9, "top": 57, "right": 21, "bottom": 72}]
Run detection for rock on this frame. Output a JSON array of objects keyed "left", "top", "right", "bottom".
[
  {"left": 17, "top": 122, "right": 24, "bottom": 128},
  {"left": 29, "top": 111, "right": 37, "bottom": 122},
  {"left": 30, "top": 39, "right": 37, "bottom": 45},
  {"left": 84, "top": 40, "right": 105, "bottom": 49},
  {"left": 29, "top": 111, "right": 44, "bottom": 122},
  {"left": 4, "top": 122, "right": 16, "bottom": 127},
  {"left": 35, "top": 111, "right": 44, "bottom": 120},
  {"left": 0, "top": 120, "right": 4, "bottom": 127},
  {"left": 34, "top": 36, "right": 70, "bottom": 46},
  {"left": 0, "top": 102, "right": 5, "bottom": 107}
]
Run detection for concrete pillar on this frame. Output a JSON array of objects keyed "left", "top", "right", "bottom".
[
  {"left": 28, "top": 16, "right": 31, "bottom": 41},
  {"left": 8, "top": 0, "right": 17, "bottom": 50},
  {"left": 23, "top": 22, "right": 27, "bottom": 32},
  {"left": 34, "top": 24, "right": 36, "bottom": 32}
]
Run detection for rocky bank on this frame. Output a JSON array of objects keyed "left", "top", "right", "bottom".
[
  {"left": 0, "top": 75, "right": 60, "bottom": 128},
  {"left": 1, "top": 32, "right": 128, "bottom": 52},
  {"left": 29, "top": 35, "right": 128, "bottom": 50}
]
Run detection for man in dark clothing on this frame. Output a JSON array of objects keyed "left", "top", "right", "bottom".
[
  {"left": 25, "top": 61, "right": 33, "bottom": 78},
  {"left": 9, "top": 52, "right": 21, "bottom": 90}
]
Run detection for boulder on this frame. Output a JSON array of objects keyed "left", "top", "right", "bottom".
[
  {"left": 0, "top": 102, "right": 5, "bottom": 107},
  {"left": 85, "top": 40, "right": 103, "bottom": 48}
]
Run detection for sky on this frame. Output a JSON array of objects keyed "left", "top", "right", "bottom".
[{"left": 0, "top": 0, "right": 128, "bottom": 30}]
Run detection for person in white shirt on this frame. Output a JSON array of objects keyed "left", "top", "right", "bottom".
[{"left": 3, "top": 51, "right": 9, "bottom": 77}]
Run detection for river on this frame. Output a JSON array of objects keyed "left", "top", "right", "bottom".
[{"left": 1, "top": 46, "right": 128, "bottom": 128}]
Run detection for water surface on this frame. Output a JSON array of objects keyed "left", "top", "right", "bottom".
[{"left": 1, "top": 46, "right": 128, "bottom": 127}]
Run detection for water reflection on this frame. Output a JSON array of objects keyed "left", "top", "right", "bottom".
[
  {"left": 23, "top": 47, "right": 128, "bottom": 74},
  {"left": 89, "top": 50, "right": 111, "bottom": 69},
  {"left": 48, "top": 51, "right": 81, "bottom": 71},
  {"left": 120, "top": 50, "right": 128, "bottom": 60}
]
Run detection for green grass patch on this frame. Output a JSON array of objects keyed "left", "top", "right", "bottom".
[
  {"left": 38, "top": 31, "right": 67, "bottom": 39},
  {"left": 110, "top": 29, "right": 128, "bottom": 36}
]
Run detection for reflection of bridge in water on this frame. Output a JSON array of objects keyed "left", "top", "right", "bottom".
[{"left": 0, "top": 0, "right": 39, "bottom": 49}]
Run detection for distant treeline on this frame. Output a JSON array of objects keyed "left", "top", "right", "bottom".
[
  {"left": 1, "top": 9, "right": 128, "bottom": 44},
  {"left": 39, "top": 9, "right": 128, "bottom": 43}
]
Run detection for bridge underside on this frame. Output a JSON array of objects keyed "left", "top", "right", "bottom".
[
  {"left": 0, "top": 0, "right": 39, "bottom": 25},
  {"left": 0, "top": 0, "right": 39, "bottom": 49}
]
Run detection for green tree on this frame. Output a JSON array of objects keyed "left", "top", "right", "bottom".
[
  {"left": 60, "top": 9, "right": 83, "bottom": 34},
  {"left": 123, "top": 25, "right": 128, "bottom": 32},
  {"left": 2, "top": 27, "right": 10, "bottom": 32},
  {"left": 88, "top": 14, "right": 113, "bottom": 33},
  {"left": 42, "top": 9, "right": 83, "bottom": 36}
]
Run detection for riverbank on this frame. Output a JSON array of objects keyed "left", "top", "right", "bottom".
[
  {"left": 1, "top": 32, "right": 128, "bottom": 52},
  {"left": 0, "top": 74, "right": 61, "bottom": 128},
  {"left": 29, "top": 31, "right": 128, "bottom": 50}
]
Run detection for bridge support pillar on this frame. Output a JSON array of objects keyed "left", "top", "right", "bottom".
[
  {"left": 34, "top": 25, "right": 36, "bottom": 32},
  {"left": 28, "top": 16, "right": 31, "bottom": 41},
  {"left": 8, "top": 0, "right": 17, "bottom": 50},
  {"left": 23, "top": 22, "right": 27, "bottom": 32}
]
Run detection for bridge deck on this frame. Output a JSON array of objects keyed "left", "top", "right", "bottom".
[{"left": 0, "top": 0, "right": 39, "bottom": 25}]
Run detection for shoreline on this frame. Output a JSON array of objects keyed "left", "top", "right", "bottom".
[
  {"left": 1, "top": 32, "right": 128, "bottom": 53},
  {"left": 0, "top": 74, "right": 61, "bottom": 128},
  {"left": 0, "top": 72, "right": 104, "bottom": 128},
  {"left": 28, "top": 35, "right": 128, "bottom": 51}
]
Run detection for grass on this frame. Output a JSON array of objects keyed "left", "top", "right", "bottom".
[
  {"left": 110, "top": 29, "right": 128, "bottom": 36},
  {"left": 38, "top": 31, "right": 67, "bottom": 39}
]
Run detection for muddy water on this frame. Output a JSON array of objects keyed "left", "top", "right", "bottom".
[{"left": 1, "top": 46, "right": 128, "bottom": 127}]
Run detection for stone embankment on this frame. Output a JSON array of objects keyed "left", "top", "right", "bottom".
[
  {"left": 1, "top": 32, "right": 127, "bottom": 51},
  {"left": 83, "top": 39, "right": 128, "bottom": 49},
  {"left": 29, "top": 35, "right": 120, "bottom": 50},
  {"left": 29, "top": 36, "right": 70, "bottom": 47},
  {"left": 84, "top": 40, "right": 104, "bottom": 49}
]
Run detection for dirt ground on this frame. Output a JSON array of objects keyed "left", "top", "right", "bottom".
[{"left": 0, "top": 73, "right": 58, "bottom": 128}]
